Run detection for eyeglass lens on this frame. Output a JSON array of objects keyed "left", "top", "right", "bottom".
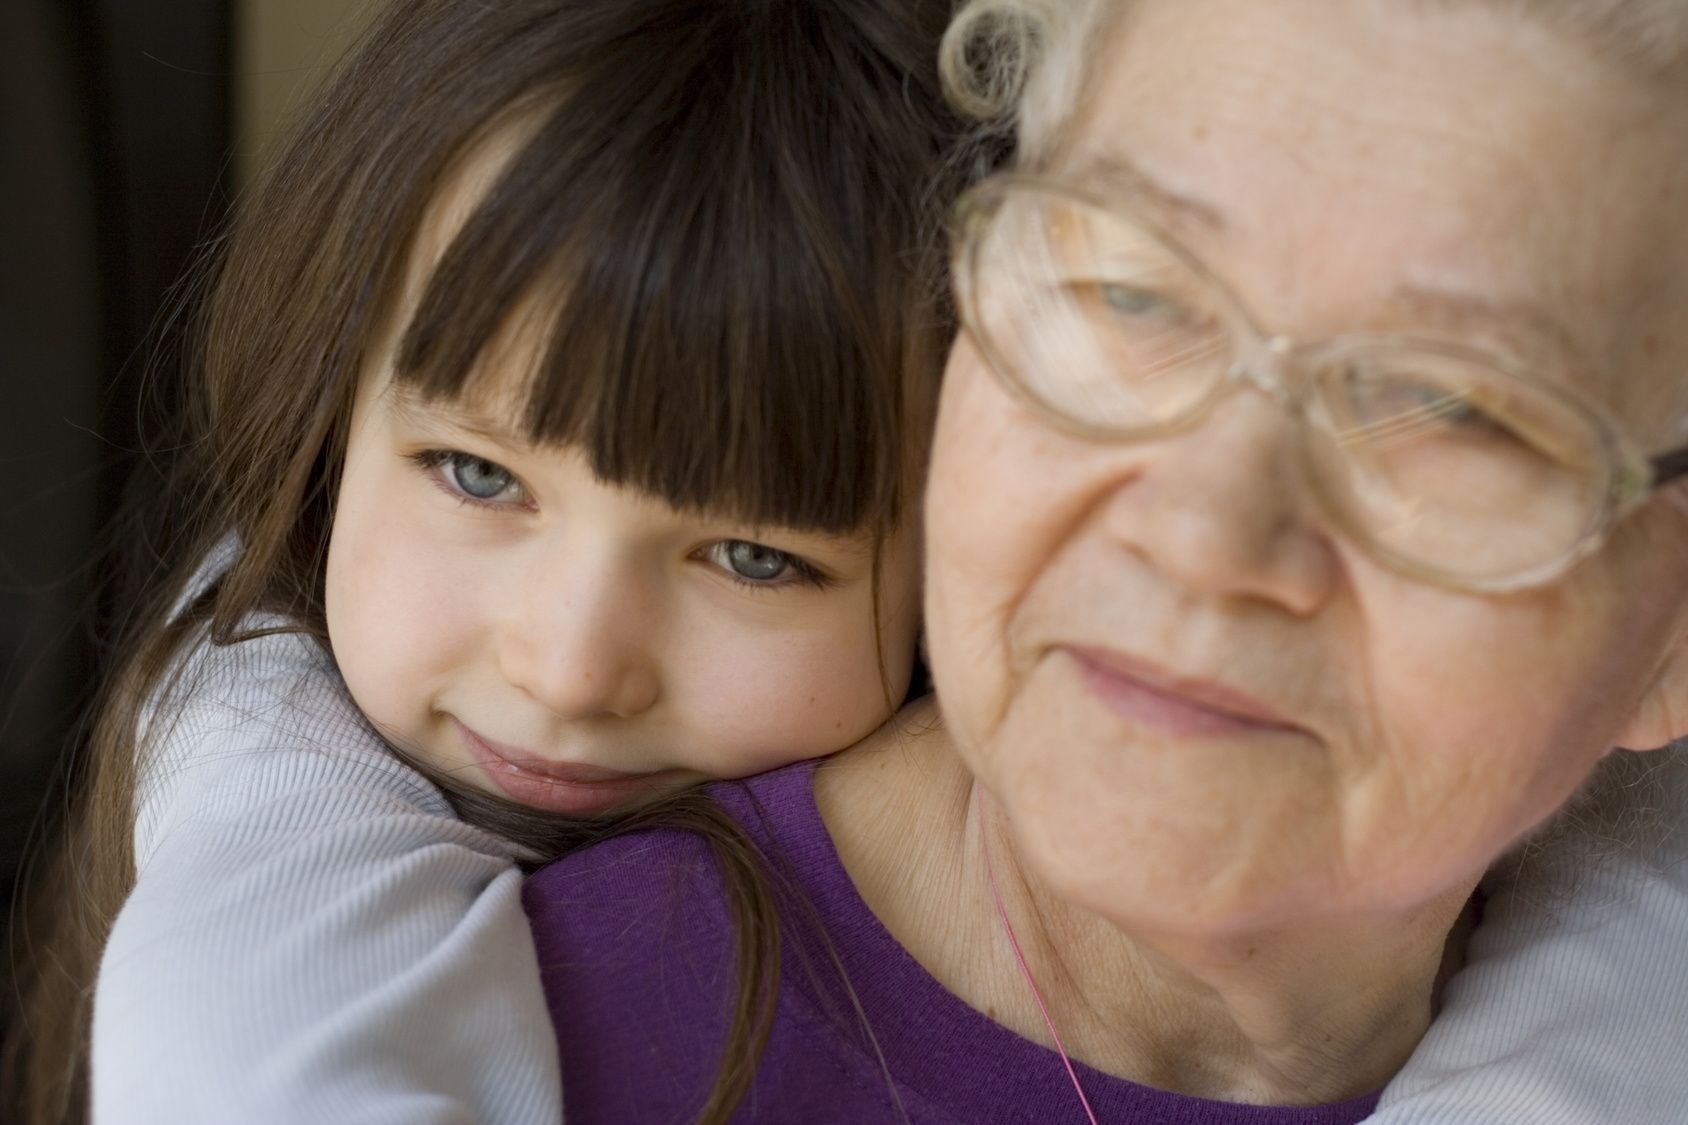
[{"left": 967, "top": 186, "right": 1612, "bottom": 586}]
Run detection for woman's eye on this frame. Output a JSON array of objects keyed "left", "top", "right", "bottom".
[
  {"left": 1099, "top": 282, "right": 1169, "bottom": 317},
  {"left": 1363, "top": 375, "right": 1518, "bottom": 442},
  {"left": 1092, "top": 281, "right": 1200, "bottom": 329}
]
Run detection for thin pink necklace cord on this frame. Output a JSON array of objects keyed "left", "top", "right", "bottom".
[{"left": 978, "top": 791, "right": 1102, "bottom": 1125}]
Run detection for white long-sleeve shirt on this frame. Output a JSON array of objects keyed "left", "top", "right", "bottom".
[
  {"left": 1374, "top": 751, "right": 1688, "bottom": 1123},
  {"left": 92, "top": 621, "right": 1688, "bottom": 1123},
  {"left": 93, "top": 623, "right": 561, "bottom": 1124}
]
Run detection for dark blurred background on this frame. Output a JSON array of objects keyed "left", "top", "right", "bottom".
[{"left": 1, "top": 0, "right": 377, "bottom": 1043}]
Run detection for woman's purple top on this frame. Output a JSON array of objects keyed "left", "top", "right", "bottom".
[{"left": 523, "top": 761, "right": 1382, "bottom": 1124}]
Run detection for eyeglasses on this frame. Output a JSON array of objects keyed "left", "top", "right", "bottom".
[{"left": 952, "top": 175, "right": 1688, "bottom": 593}]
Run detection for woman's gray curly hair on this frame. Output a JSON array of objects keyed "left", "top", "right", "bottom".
[
  {"left": 940, "top": 0, "right": 1688, "bottom": 164},
  {"left": 937, "top": 0, "right": 1111, "bottom": 166}
]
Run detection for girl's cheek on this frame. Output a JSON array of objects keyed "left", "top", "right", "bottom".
[
  {"left": 676, "top": 605, "right": 895, "bottom": 772},
  {"left": 327, "top": 478, "right": 483, "bottom": 734},
  {"left": 327, "top": 517, "right": 419, "bottom": 728}
]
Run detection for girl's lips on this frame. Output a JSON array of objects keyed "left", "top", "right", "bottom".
[
  {"left": 1065, "top": 646, "right": 1308, "bottom": 739},
  {"left": 453, "top": 720, "right": 679, "bottom": 815}
]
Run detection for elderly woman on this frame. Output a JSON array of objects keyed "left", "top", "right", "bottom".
[{"left": 525, "top": 0, "right": 1688, "bottom": 1120}]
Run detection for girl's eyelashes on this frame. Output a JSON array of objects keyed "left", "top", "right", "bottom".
[
  {"left": 700, "top": 540, "right": 831, "bottom": 591},
  {"left": 406, "top": 449, "right": 531, "bottom": 510}
]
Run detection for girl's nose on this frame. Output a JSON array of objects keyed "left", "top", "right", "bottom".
[
  {"left": 1102, "top": 391, "right": 1337, "bottom": 615},
  {"left": 497, "top": 555, "right": 661, "bottom": 721}
]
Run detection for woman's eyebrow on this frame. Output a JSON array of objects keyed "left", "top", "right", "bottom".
[
  {"left": 1062, "top": 149, "right": 1227, "bottom": 233},
  {"left": 1058, "top": 154, "right": 1583, "bottom": 373},
  {"left": 1385, "top": 285, "right": 1588, "bottom": 377}
]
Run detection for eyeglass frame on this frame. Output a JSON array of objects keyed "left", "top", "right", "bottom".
[{"left": 950, "top": 173, "right": 1688, "bottom": 594}]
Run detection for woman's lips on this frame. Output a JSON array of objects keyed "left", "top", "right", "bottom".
[
  {"left": 453, "top": 720, "right": 679, "bottom": 815},
  {"left": 1066, "top": 646, "right": 1307, "bottom": 738}
]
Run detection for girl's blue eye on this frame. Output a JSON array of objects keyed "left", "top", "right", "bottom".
[
  {"left": 719, "top": 540, "right": 792, "bottom": 582},
  {"left": 701, "top": 539, "right": 829, "bottom": 589},
  {"left": 444, "top": 453, "right": 517, "bottom": 500},
  {"left": 408, "top": 449, "right": 527, "bottom": 507}
]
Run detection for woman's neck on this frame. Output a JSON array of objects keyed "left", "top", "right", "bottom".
[{"left": 815, "top": 703, "right": 1476, "bottom": 1106}]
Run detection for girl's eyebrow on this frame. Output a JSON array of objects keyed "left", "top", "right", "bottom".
[
  {"left": 755, "top": 527, "right": 877, "bottom": 560},
  {"left": 383, "top": 383, "right": 533, "bottom": 450}
]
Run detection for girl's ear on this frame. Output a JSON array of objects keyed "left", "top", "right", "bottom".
[{"left": 1614, "top": 626, "right": 1688, "bottom": 752}]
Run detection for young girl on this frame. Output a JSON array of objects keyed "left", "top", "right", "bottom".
[
  {"left": 6, "top": 1, "right": 1687, "bottom": 1123},
  {"left": 10, "top": 1, "right": 948, "bottom": 1121}
]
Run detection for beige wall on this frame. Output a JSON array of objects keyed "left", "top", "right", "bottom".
[{"left": 235, "top": 0, "right": 387, "bottom": 182}]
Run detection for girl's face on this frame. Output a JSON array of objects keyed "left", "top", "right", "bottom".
[
  {"left": 324, "top": 117, "right": 921, "bottom": 816},
  {"left": 326, "top": 367, "right": 920, "bottom": 814},
  {"left": 926, "top": 0, "right": 1688, "bottom": 937}
]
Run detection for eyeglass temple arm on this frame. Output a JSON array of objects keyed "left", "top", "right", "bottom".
[{"left": 1652, "top": 444, "right": 1688, "bottom": 487}]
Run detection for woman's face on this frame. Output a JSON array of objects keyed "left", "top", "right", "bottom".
[{"left": 926, "top": 0, "right": 1688, "bottom": 936}]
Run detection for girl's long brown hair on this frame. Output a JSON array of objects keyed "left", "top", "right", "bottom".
[{"left": 1, "top": 2, "right": 962, "bottom": 1121}]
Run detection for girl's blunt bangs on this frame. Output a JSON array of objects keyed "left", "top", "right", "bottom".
[{"left": 393, "top": 2, "right": 952, "bottom": 537}]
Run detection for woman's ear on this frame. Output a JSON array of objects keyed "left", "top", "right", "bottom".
[
  {"left": 1613, "top": 496, "right": 1688, "bottom": 752},
  {"left": 1614, "top": 627, "right": 1688, "bottom": 752}
]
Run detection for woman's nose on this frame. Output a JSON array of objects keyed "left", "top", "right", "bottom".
[
  {"left": 1103, "top": 391, "right": 1337, "bottom": 615},
  {"left": 497, "top": 554, "right": 661, "bottom": 721}
]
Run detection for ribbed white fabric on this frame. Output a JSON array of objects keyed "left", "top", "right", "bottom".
[
  {"left": 88, "top": 586, "right": 1687, "bottom": 1122},
  {"left": 1373, "top": 747, "right": 1688, "bottom": 1123},
  {"left": 91, "top": 621, "right": 562, "bottom": 1124}
]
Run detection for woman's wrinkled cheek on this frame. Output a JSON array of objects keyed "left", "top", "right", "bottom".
[
  {"left": 924, "top": 355, "right": 1018, "bottom": 744},
  {"left": 1348, "top": 541, "right": 1666, "bottom": 883},
  {"left": 925, "top": 344, "right": 1128, "bottom": 747}
]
